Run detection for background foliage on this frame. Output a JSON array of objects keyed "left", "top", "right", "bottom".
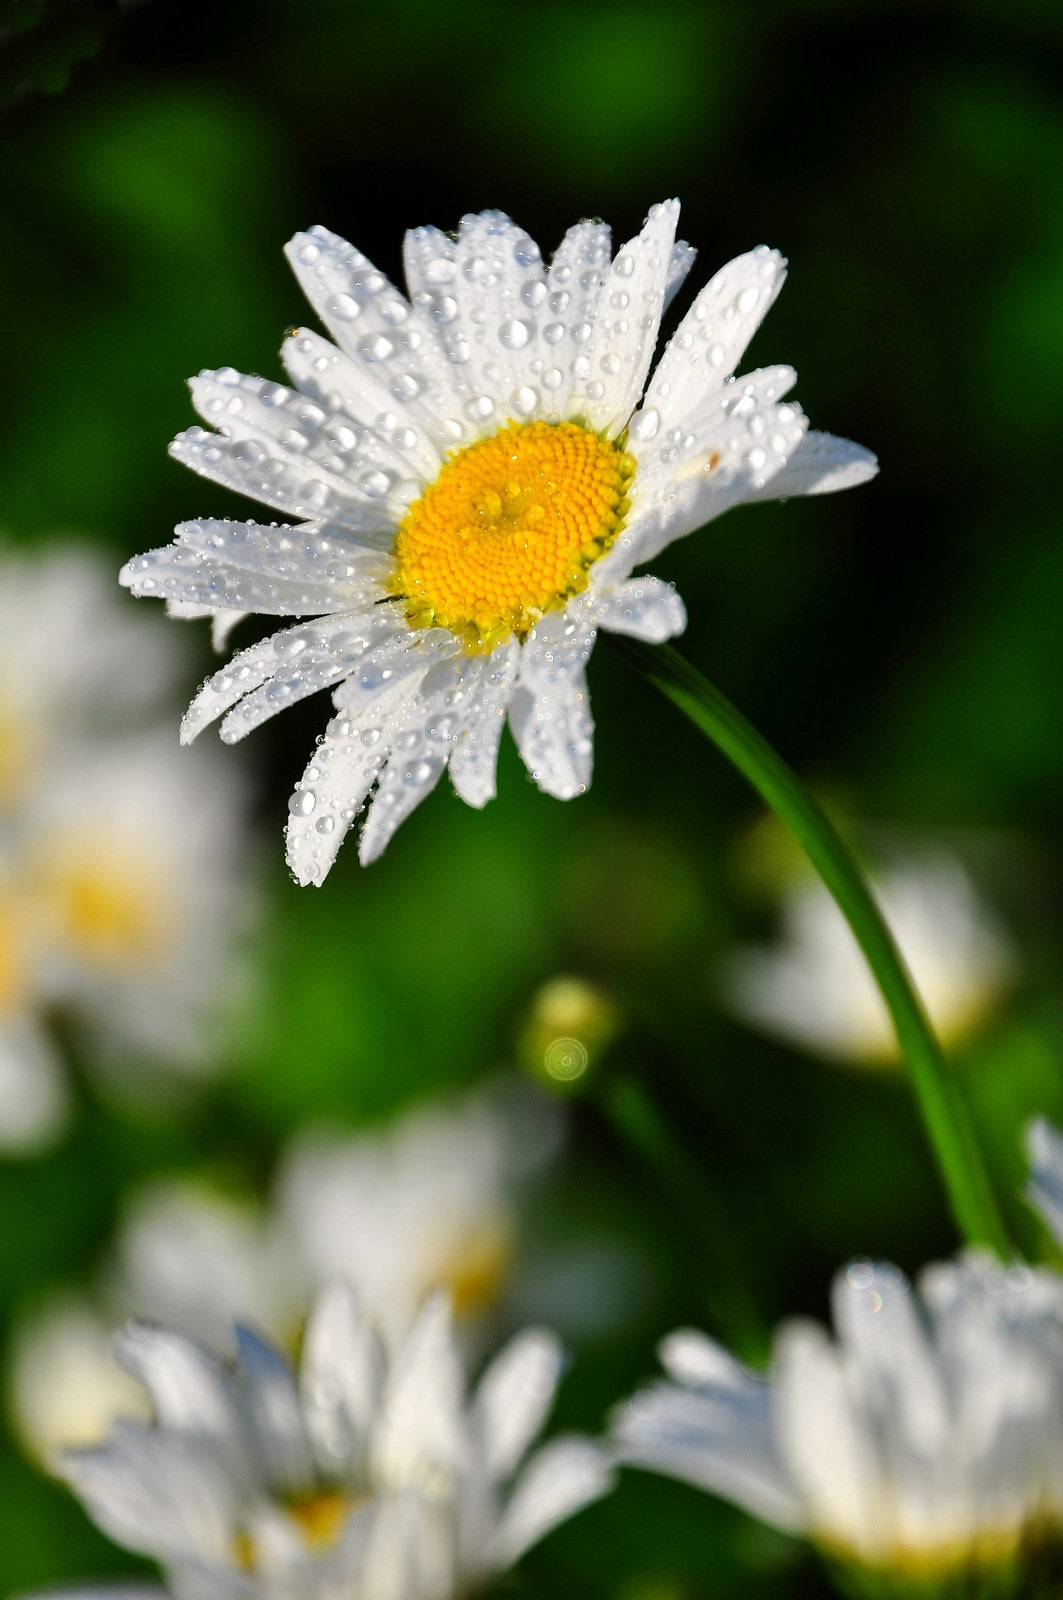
[{"left": 1, "top": 1, "right": 1062, "bottom": 1596}]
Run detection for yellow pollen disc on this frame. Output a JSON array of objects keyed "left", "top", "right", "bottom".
[
  {"left": 289, "top": 1489, "right": 353, "bottom": 1548},
  {"left": 432, "top": 1219, "right": 513, "bottom": 1320},
  {"left": 234, "top": 1490, "right": 353, "bottom": 1571},
  {"left": 42, "top": 846, "right": 172, "bottom": 970},
  {"left": 391, "top": 420, "right": 635, "bottom": 653}
]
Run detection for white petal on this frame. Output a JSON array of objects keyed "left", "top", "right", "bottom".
[
  {"left": 623, "top": 388, "right": 809, "bottom": 564},
  {"left": 489, "top": 1435, "right": 613, "bottom": 1567},
  {"left": 538, "top": 219, "right": 612, "bottom": 423},
  {"left": 659, "top": 1328, "right": 750, "bottom": 1389},
  {"left": 187, "top": 369, "right": 420, "bottom": 522},
  {"left": 744, "top": 429, "right": 879, "bottom": 501},
  {"left": 357, "top": 745, "right": 447, "bottom": 865},
  {"left": 774, "top": 1317, "right": 880, "bottom": 1553},
  {"left": 284, "top": 225, "right": 473, "bottom": 455},
  {"left": 357, "top": 1491, "right": 447, "bottom": 1600},
  {"left": 371, "top": 1294, "right": 466, "bottom": 1492},
  {"left": 1027, "top": 1118, "right": 1063, "bottom": 1249},
  {"left": 280, "top": 325, "right": 441, "bottom": 482},
  {"left": 300, "top": 1280, "right": 384, "bottom": 1470},
  {"left": 112, "top": 1323, "right": 238, "bottom": 1441},
  {"left": 284, "top": 676, "right": 421, "bottom": 886},
  {"left": 179, "top": 612, "right": 396, "bottom": 745},
  {"left": 581, "top": 200, "right": 681, "bottom": 436},
  {"left": 613, "top": 1347, "right": 801, "bottom": 1532},
  {"left": 63, "top": 1425, "right": 238, "bottom": 1562},
  {"left": 232, "top": 1325, "right": 314, "bottom": 1494},
  {"left": 448, "top": 641, "right": 519, "bottom": 808},
  {"left": 175, "top": 518, "right": 389, "bottom": 584},
  {"left": 474, "top": 1328, "right": 562, "bottom": 1479},
  {"left": 592, "top": 577, "right": 687, "bottom": 643},
  {"left": 122, "top": 525, "right": 385, "bottom": 618},
  {"left": 408, "top": 210, "right": 547, "bottom": 423},
  {"left": 170, "top": 425, "right": 397, "bottom": 539},
  {"left": 508, "top": 614, "right": 595, "bottom": 800},
  {"left": 833, "top": 1262, "right": 951, "bottom": 1456},
  {"left": 0, "top": 1015, "right": 71, "bottom": 1155},
  {"left": 639, "top": 246, "right": 787, "bottom": 428},
  {"left": 664, "top": 240, "right": 698, "bottom": 311}
]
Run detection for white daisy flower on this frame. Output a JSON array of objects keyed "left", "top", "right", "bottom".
[
  {"left": 120, "top": 202, "right": 877, "bottom": 881},
  {"left": 60, "top": 1284, "right": 612, "bottom": 1600},
  {"left": 0, "top": 545, "right": 253, "bottom": 1151},
  {"left": 614, "top": 1253, "right": 1063, "bottom": 1588},
  {"left": 9, "top": 1083, "right": 559, "bottom": 1461},
  {"left": 275, "top": 1081, "right": 560, "bottom": 1350},
  {"left": 0, "top": 542, "right": 183, "bottom": 800},
  {"left": 724, "top": 851, "right": 1015, "bottom": 1065}
]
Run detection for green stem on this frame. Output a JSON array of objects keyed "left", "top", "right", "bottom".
[
  {"left": 613, "top": 637, "right": 1011, "bottom": 1258},
  {"left": 598, "top": 1072, "right": 768, "bottom": 1360}
]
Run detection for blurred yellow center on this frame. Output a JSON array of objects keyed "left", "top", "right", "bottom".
[
  {"left": 0, "top": 895, "right": 27, "bottom": 1018},
  {"left": 392, "top": 421, "right": 634, "bottom": 652},
  {"left": 55, "top": 863, "right": 168, "bottom": 968},
  {"left": 436, "top": 1220, "right": 513, "bottom": 1319},
  {"left": 0, "top": 707, "right": 35, "bottom": 807},
  {"left": 235, "top": 1490, "right": 353, "bottom": 1570}
]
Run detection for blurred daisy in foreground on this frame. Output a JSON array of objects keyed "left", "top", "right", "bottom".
[
  {"left": 724, "top": 851, "right": 1015, "bottom": 1065},
  {"left": 122, "top": 201, "right": 876, "bottom": 881},
  {"left": 10, "top": 1081, "right": 560, "bottom": 1464},
  {"left": 615, "top": 1252, "right": 1063, "bottom": 1593},
  {"left": 0, "top": 544, "right": 252, "bottom": 1152},
  {"left": 56, "top": 1285, "right": 611, "bottom": 1600}
]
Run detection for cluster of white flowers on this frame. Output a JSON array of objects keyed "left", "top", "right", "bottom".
[
  {"left": 11, "top": 1081, "right": 560, "bottom": 1464},
  {"left": 0, "top": 544, "right": 251, "bottom": 1154},
  {"left": 60, "top": 1285, "right": 612, "bottom": 1600},
  {"left": 25, "top": 199, "right": 1057, "bottom": 1600}
]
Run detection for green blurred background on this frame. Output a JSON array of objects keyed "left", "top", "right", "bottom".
[{"left": 2, "top": 1, "right": 1063, "bottom": 1596}]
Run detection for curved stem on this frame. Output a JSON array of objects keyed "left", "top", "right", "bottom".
[{"left": 613, "top": 637, "right": 1011, "bottom": 1258}]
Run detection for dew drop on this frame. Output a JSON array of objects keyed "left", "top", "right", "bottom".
[
  {"left": 328, "top": 293, "right": 361, "bottom": 322},
  {"left": 289, "top": 789, "right": 317, "bottom": 817},
  {"left": 359, "top": 334, "right": 394, "bottom": 363},
  {"left": 358, "top": 470, "right": 391, "bottom": 498},
  {"left": 499, "top": 318, "right": 531, "bottom": 349}
]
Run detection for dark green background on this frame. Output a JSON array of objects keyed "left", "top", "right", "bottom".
[{"left": 2, "top": 2, "right": 1063, "bottom": 1596}]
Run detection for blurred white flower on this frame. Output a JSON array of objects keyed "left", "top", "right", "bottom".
[
  {"left": 275, "top": 1083, "right": 559, "bottom": 1349},
  {"left": 9, "top": 1293, "right": 150, "bottom": 1467},
  {"left": 724, "top": 852, "right": 1015, "bottom": 1065},
  {"left": 60, "top": 1284, "right": 612, "bottom": 1600},
  {"left": 121, "top": 203, "right": 876, "bottom": 881},
  {"left": 615, "top": 1254, "right": 1063, "bottom": 1588},
  {"left": 10, "top": 1082, "right": 560, "bottom": 1462},
  {"left": 0, "top": 544, "right": 253, "bottom": 1151}
]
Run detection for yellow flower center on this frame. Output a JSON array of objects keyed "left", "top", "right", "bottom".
[
  {"left": 391, "top": 420, "right": 634, "bottom": 653},
  {"left": 234, "top": 1489, "right": 354, "bottom": 1570},
  {"left": 43, "top": 847, "right": 172, "bottom": 970},
  {"left": 0, "top": 892, "right": 29, "bottom": 1018},
  {"left": 433, "top": 1219, "right": 513, "bottom": 1319}
]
